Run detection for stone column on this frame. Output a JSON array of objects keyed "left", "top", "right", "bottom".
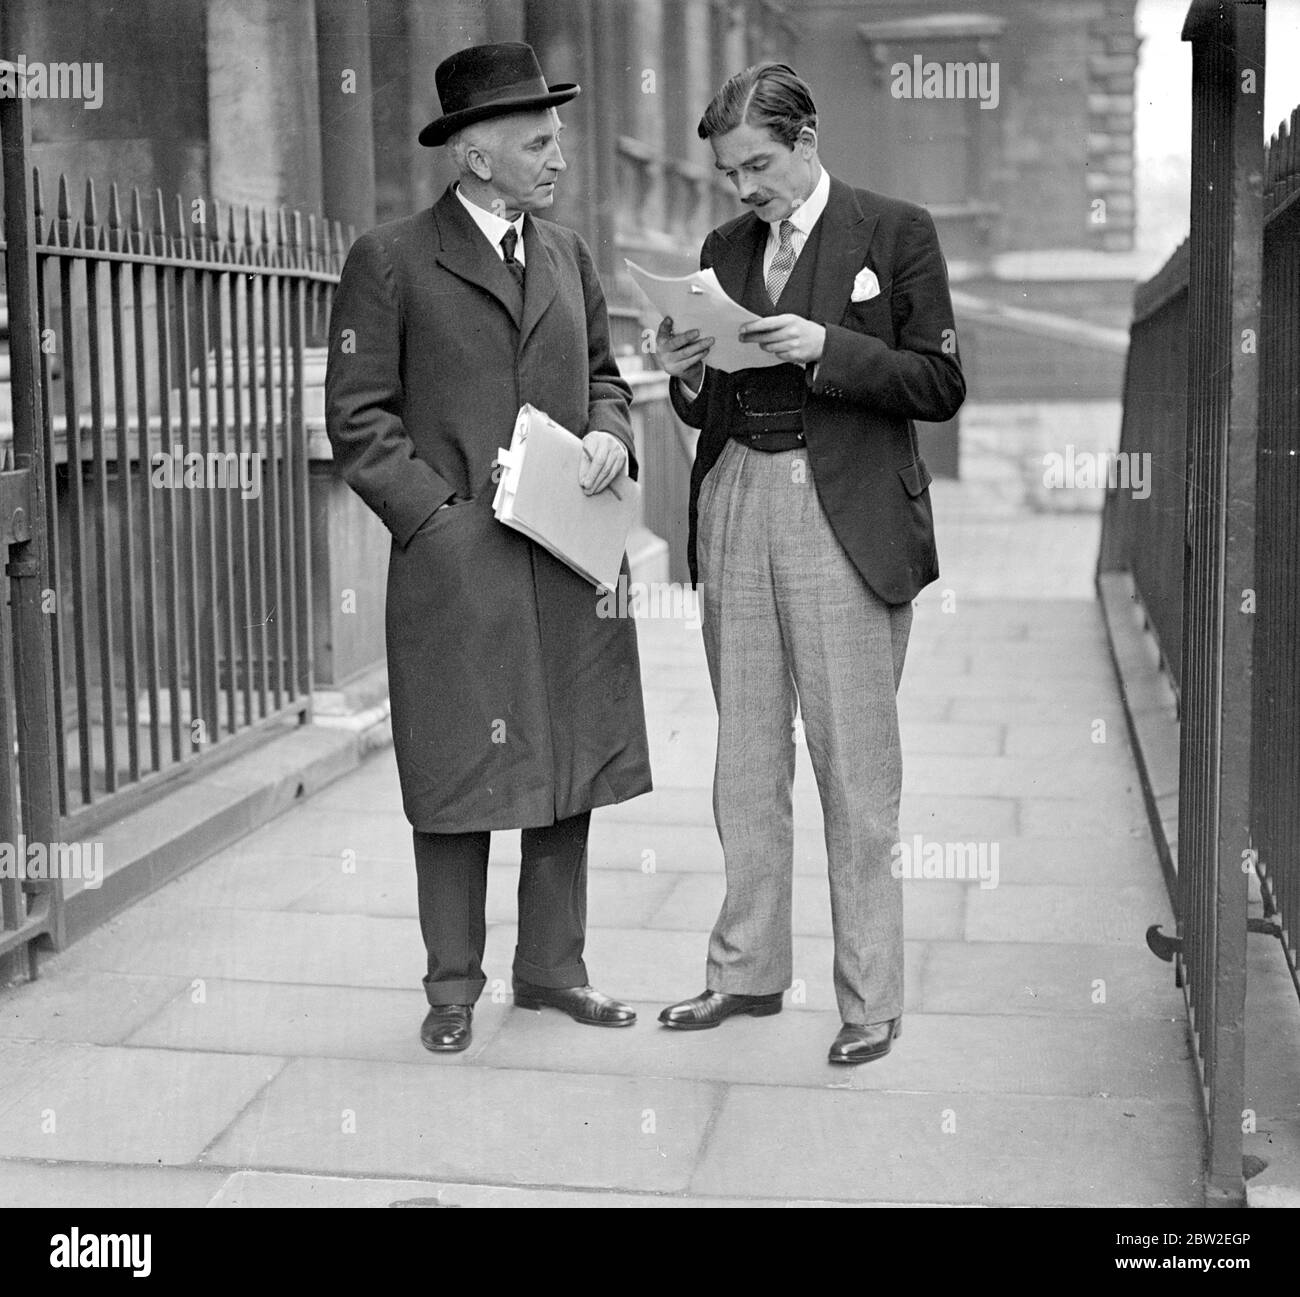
[
  {"left": 629, "top": 0, "right": 668, "bottom": 237},
  {"left": 315, "top": 0, "right": 376, "bottom": 236},
  {"left": 206, "top": 0, "right": 323, "bottom": 216},
  {"left": 525, "top": 0, "right": 598, "bottom": 250}
]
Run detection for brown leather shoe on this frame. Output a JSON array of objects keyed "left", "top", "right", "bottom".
[
  {"left": 827, "top": 1018, "right": 901, "bottom": 1065},
  {"left": 421, "top": 1004, "right": 472, "bottom": 1053},
  {"left": 658, "top": 989, "right": 783, "bottom": 1030},
  {"left": 512, "top": 981, "right": 636, "bottom": 1026}
]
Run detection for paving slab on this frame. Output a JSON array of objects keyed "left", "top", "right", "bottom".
[
  {"left": 135, "top": 850, "right": 342, "bottom": 912},
  {"left": 0, "top": 1160, "right": 227, "bottom": 1208},
  {"left": 125, "top": 980, "right": 511, "bottom": 1064},
  {"left": 0, "top": 1043, "right": 282, "bottom": 1165},
  {"left": 206, "top": 1169, "right": 863, "bottom": 1208},
  {"left": 916, "top": 939, "right": 1186, "bottom": 1018},
  {"left": 689, "top": 1086, "right": 1202, "bottom": 1206},
  {"left": 947, "top": 695, "right": 1129, "bottom": 726},
  {"left": 964, "top": 882, "right": 1173, "bottom": 945},
  {"left": 903, "top": 753, "right": 1141, "bottom": 802},
  {"left": 973, "top": 834, "right": 1171, "bottom": 886},
  {"left": 238, "top": 808, "right": 416, "bottom": 860},
  {"left": 0, "top": 972, "right": 189, "bottom": 1045},
  {"left": 476, "top": 1005, "right": 1197, "bottom": 1102},
  {"left": 204, "top": 1057, "right": 722, "bottom": 1194},
  {"left": 60, "top": 905, "right": 426, "bottom": 991},
  {"left": 1018, "top": 794, "right": 1152, "bottom": 837}
]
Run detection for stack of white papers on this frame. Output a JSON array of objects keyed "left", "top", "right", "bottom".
[
  {"left": 626, "top": 259, "right": 783, "bottom": 372},
  {"left": 493, "top": 404, "right": 641, "bottom": 593}
]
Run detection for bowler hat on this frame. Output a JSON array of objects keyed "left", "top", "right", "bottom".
[{"left": 419, "top": 42, "right": 579, "bottom": 147}]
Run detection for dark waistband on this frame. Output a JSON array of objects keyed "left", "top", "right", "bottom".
[{"left": 729, "top": 429, "right": 807, "bottom": 453}]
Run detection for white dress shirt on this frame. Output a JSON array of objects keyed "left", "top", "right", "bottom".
[
  {"left": 679, "top": 165, "right": 830, "bottom": 398},
  {"left": 455, "top": 184, "right": 526, "bottom": 265},
  {"left": 761, "top": 163, "right": 829, "bottom": 283}
]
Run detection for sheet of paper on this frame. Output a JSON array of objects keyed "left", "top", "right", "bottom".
[
  {"left": 625, "top": 259, "right": 784, "bottom": 373},
  {"left": 493, "top": 404, "right": 640, "bottom": 593}
]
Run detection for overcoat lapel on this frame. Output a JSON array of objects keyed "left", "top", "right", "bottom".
[
  {"left": 431, "top": 186, "right": 523, "bottom": 327},
  {"left": 519, "top": 214, "right": 559, "bottom": 350}
]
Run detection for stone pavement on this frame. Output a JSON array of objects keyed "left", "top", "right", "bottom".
[{"left": 0, "top": 480, "right": 1203, "bottom": 1207}]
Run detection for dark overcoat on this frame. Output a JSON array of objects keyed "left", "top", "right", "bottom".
[
  {"left": 672, "top": 177, "right": 966, "bottom": 605},
  {"left": 325, "top": 184, "right": 652, "bottom": 832}
]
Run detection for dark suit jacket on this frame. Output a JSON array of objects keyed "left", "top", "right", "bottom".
[
  {"left": 325, "top": 185, "right": 652, "bottom": 832},
  {"left": 671, "top": 176, "right": 965, "bottom": 605}
]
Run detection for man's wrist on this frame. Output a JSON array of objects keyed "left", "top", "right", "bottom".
[{"left": 675, "top": 365, "right": 705, "bottom": 400}]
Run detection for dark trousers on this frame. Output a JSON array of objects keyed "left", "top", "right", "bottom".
[{"left": 413, "top": 811, "right": 591, "bottom": 1007}]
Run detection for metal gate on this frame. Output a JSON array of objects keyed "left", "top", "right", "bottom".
[{"left": 0, "top": 71, "right": 63, "bottom": 980}]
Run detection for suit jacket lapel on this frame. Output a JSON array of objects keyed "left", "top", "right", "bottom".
[
  {"left": 432, "top": 185, "right": 523, "bottom": 328},
  {"left": 519, "top": 215, "right": 558, "bottom": 349},
  {"left": 809, "top": 176, "right": 879, "bottom": 328},
  {"left": 710, "top": 212, "right": 767, "bottom": 305}
]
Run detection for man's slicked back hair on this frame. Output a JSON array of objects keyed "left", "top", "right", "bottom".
[{"left": 697, "top": 61, "right": 818, "bottom": 147}]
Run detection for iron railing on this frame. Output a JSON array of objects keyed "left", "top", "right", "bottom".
[
  {"left": 1098, "top": 0, "right": 1274, "bottom": 1207},
  {"left": 1252, "top": 105, "right": 1300, "bottom": 993},
  {"left": 2, "top": 166, "right": 345, "bottom": 841}
]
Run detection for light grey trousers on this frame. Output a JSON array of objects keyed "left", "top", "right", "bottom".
[{"left": 697, "top": 438, "right": 912, "bottom": 1025}]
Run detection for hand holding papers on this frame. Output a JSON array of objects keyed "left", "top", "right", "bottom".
[
  {"left": 493, "top": 404, "right": 640, "bottom": 594},
  {"left": 626, "top": 260, "right": 783, "bottom": 373}
]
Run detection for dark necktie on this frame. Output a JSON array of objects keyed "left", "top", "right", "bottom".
[{"left": 500, "top": 226, "right": 524, "bottom": 288}]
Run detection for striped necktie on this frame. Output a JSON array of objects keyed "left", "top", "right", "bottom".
[
  {"left": 500, "top": 226, "right": 524, "bottom": 288},
  {"left": 765, "top": 219, "right": 797, "bottom": 304}
]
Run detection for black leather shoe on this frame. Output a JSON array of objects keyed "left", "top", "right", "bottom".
[
  {"left": 421, "top": 1004, "right": 472, "bottom": 1053},
  {"left": 827, "top": 1018, "right": 901, "bottom": 1065},
  {"left": 658, "top": 989, "right": 783, "bottom": 1030},
  {"left": 512, "top": 981, "right": 636, "bottom": 1027}
]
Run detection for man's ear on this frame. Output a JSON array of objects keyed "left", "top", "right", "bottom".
[
  {"left": 795, "top": 126, "right": 818, "bottom": 159},
  {"left": 466, "top": 143, "right": 493, "bottom": 182}
]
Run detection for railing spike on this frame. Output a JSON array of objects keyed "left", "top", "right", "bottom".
[
  {"left": 55, "top": 172, "right": 72, "bottom": 246},
  {"left": 129, "top": 185, "right": 145, "bottom": 248},
  {"left": 209, "top": 197, "right": 224, "bottom": 261},
  {"left": 175, "top": 192, "right": 190, "bottom": 257},
  {"left": 107, "top": 181, "right": 123, "bottom": 251}
]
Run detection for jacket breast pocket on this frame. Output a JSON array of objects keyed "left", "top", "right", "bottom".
[
  {"left": 898, "top": 457, "right": 933, "bottom": 498},
  {"left": 841, "top": 289, "right": 894, "bottom": 341}
]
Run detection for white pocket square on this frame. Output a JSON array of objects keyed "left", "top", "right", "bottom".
[{"left": 851, "top": 266, "right": 881, "bottom": 302}]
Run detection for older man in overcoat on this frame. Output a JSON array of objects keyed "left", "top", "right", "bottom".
[{"left": 326, "top": 42, "right": 652, "bottom": 1054}]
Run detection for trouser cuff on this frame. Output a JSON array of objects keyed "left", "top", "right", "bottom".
[
  {"left": 512, "top": 952, "right": 588, "bottom": 989},
  {"left": 423, "top": 975, "right": 486, "bottom": 1007}
]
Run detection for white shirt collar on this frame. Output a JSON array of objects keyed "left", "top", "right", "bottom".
[
  {"left": 773, "top": 164, "right": 830, "bottom": 237},
  {"left": 455, "top": 184, "right": 526, "bottom": 264}
]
